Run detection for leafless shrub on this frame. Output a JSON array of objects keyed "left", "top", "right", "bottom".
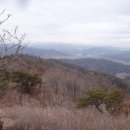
[
  {"left": 0, "top": 10, "right": 26, "bottom": 74},
  {"left": 2, "top": 106, "right": 130, "bottom": 130}
]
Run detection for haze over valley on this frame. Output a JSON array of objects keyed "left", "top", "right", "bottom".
[{"left": 22, "top": 44, "right": 130, "bottom": 83}]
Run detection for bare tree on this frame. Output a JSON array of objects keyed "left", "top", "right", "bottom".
[{"left": 0, "top": 10, "right": 26, "bottom": 76}]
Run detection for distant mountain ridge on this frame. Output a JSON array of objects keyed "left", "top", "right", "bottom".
[
  {"left": 61, "top": 58, "right": 130, "bottom": 74},
  {"left": 61, "top": 58, "right": 130, "bottom": 82},
  {"left": 26, "top": 44, "right": 130, "bottom": 63},
  {"left": 23, "top": 47, "right": 70, "bottom": 58},
  {"left": 104, "top": 50, "right": 130, "bottom": 64},
  {"left": 22, "top": 45, "right": 130, "bottom": 82}
]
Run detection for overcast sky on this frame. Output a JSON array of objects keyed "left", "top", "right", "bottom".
[{"left": 0, "top": 0, "right": 130, "bottom": 47}]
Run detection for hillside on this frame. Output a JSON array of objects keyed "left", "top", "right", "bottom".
[
  {"left": 61, "top": 58, "right": 130, "bottom": 82},
  {"left": 104, "top": 51, "right": 130, "bottom": 64},
  {"left": 0, "top": 54, "right": 130, "bottom": 130},
  {"left": 1, "top": 54, "right": 127, "bottom": 106}
]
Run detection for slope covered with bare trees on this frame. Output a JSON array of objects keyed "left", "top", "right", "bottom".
[{"left": 0, "top": 54, "right": 129, "bottom": 129}]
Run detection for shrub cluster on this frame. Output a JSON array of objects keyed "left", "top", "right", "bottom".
[
  {"left": 12, "top": 71, "right": 42, "bottom": 93},
  {"left": 78, "top": 87, "right": 124, "bottom": 115},
  {"left": 0, "top": 75, "right": 9, "bottom": 90}
]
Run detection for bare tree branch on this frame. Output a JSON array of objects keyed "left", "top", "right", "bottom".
[
  {"left": 0, "top": 10, "right": 26, "bottom": 75},
  {"left": 0, "top": 13, "right": 12, "bottom": 25},
  {"left": 0, "top": 9, "right": 5, "bottom": 16}
]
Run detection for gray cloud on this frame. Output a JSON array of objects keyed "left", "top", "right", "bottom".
[
  {"left": 17, "top": 0, "right": 30, "bottom": 8},
  {"left": 0, "top": 0, "right": 130, "bottom": 47}
]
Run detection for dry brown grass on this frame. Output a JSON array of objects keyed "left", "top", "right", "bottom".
[
  {"left": 1, "top": 106, "right": 130, "bottom": 130},
  {"left": 0, "top": 54, "right": 129, "bottom": 130}
]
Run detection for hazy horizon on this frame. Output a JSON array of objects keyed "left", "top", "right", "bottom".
[
  {"left": 30, "top": 42, "right": 130, "bottom": 50},
  {"left": 0, "top": 0, "right": 130, "bottom": 48}
]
